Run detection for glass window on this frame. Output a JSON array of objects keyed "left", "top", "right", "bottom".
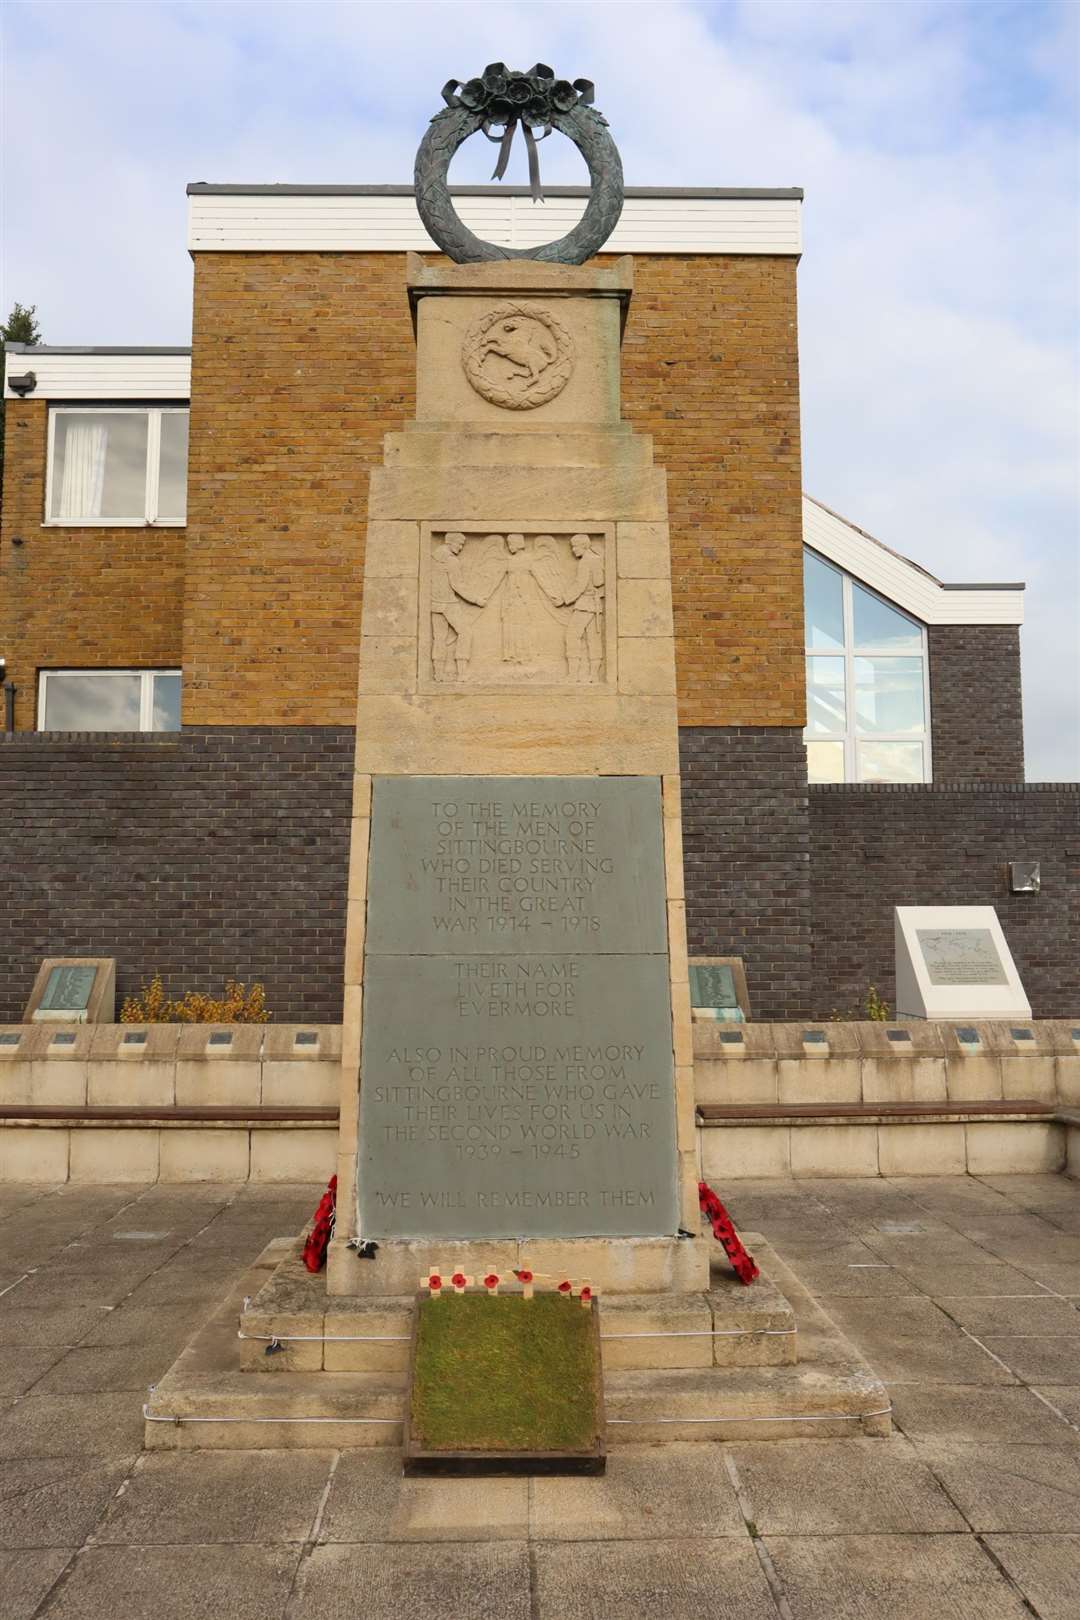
[
  {"left": 803, "top": 548, "right": 930, "bottom": 783},
  {"left": 806, "top": 740, "right": 845, "bottom": 783},
  {"left": 157, "top": 412, "right": 189, "bottom": 523},
  {"left": 39, "top": 670, "right": 182, "bottom": 733},
  {"left": 856, "top": 741, "right": 925, "bottom": 783},
  {"left": 47, "top": 408, "right": 188, "bottom": 524},
  {"left": 852, "top": 581, "right": 922, "bottom": 651},
  {"left": 853, "top": 657, "right": 925, "bottom": 734},
  {"left": 804, "top": 551, "right": 845, "bottom": 650},
  {"left": 806, "top": 656, "right": 846, "bottom": 734}
]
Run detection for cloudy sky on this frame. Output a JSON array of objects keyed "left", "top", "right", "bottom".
[{"left": 3, "top": 1, "right": 1077, "bottom": 777}]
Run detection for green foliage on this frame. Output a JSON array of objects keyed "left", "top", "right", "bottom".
[
  {"left": 1, "top": 301, "right": 43, "bottom": 502},
  {"left": 2, "top": 303, "right": 42, "bottom": 346},
  {"left": 410, "top": 1293, "right": 600, "bottom": 1454},
  {"left": 829, "top": 985, "right": 892, "bottom": 1022}
]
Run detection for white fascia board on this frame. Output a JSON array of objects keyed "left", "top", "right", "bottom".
[
  {"left": 802, "top": 497, "right": 1024, "bottom": 626},
  {"left": 4, "top": 348, "right": 191, "bottom": 401},
  {"left": 186, "top": 188, "right": 802, "bottom": 256}
]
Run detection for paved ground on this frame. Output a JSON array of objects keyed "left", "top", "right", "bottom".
[{"left": 1, "top": 1174, "right": 1079, "bottom": 1618}]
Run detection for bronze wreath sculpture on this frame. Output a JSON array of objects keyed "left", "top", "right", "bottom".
[{"left": 414, "top": 62, "right": 624, "bottom": 265}]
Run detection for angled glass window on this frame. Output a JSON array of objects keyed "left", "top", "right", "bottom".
[
  {"left": 803, "top": 549, "right": 930, "bottom": 782},
  {"left": 38, "top": 670, "right": 182, "bottom": 732},
  {"left": 46, "top": 408, "right": 188, "bottom": 524}
]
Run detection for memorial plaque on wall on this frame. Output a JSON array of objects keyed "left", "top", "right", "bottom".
[
  {"left": 894, "top": 906, "right": 1030, "bottom": 1020},
  {"left": 358, "top": 776, "right": 678, "bottom": 1240},
  {"left": 916, "top": 928, "right": 1009, "bottom": 987}
]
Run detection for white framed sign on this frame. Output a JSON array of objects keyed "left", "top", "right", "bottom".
[{"left": 894, "top": 907, "right": 1030, "bottom": 1021}]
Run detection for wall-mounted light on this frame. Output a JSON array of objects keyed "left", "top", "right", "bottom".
[
  {"left": 1009, "top": 860, "right": 1041, "bottom": 894},
  {"left": 6, "top": 371, "right": 37, "bottom": 397}
]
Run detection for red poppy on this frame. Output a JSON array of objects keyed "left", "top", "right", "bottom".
[
  {"left": 558, "top": 1279, "right": 572, "bottom": 1293},
  {"left": 483, "top": 1273, "right": 499, "bottom": 1289},
  {"left": 580, "top": 1286, "right": 592, "bottom": 1301},
  {"left": 451, "top": 1272, "right": 467, "bottom": 1287},
  {"left": 515, "top": 1269, "right": 534, "bottom": 1284},
  {"left": 429, "top": 1275, "right": 442, "bottom": 1289}
]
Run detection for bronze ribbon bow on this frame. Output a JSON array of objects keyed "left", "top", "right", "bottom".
[{"left": 485, "top": 117, "right": 551, "bottom": 202}]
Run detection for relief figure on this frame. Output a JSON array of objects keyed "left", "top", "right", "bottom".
[
  {"left": 563, "top": 532, "right": 605, "bottom": 683},
  {"left": 429, "top": 531, "right": 485, "bottom": 681},
  {"left": 427, "top": 529, "right": 606, "bottom": 685}
]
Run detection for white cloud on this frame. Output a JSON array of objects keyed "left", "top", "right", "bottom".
[{"left": 2, "top": 0, "right": 1077, "bottom": 775}]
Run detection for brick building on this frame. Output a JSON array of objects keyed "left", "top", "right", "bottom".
[{"left": 1, "top": 185, "right": 1075, "bottom": 1021}]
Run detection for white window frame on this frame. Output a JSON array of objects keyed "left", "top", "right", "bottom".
[
  {"left": 37, "top": 669, "right": 182, "bottom": 733},
  {"left": 804, "top": 549, "right": 933, "bottom": 784},
  {"left": 43, "top": 406, "right": 189, "bottom": 526}
]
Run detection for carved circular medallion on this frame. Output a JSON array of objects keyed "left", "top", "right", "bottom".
[{"left": 462, "top": 301, "right": 575, "bottom": 410}]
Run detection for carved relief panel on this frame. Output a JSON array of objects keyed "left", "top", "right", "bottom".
[{"left": 419, "top": 522, "right": 616, "bottom": 690}]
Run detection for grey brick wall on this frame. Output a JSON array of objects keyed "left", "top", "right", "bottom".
[
  {"left": 809, "top": 783, "right": 1080, "bottom": 1018},
  {"left": 929, "top": 623, "right": 1024, "bottom": 782},
  {"left": 679, "top": 727, "right": 813, "bottom": 1021},
  {"left": 0, "top": 727, "right": 353, "bottom": 1024}
]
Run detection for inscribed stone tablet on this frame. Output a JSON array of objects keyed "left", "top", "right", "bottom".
[
  {"left": 357, "top": 952, "right": 678, "bottom": 1240},
  {"left": 359, "top": 772, "right": 678, "bottom": 1241},
  {"left": 39, "top": 965, "right": 97, "bottom": 1013},
  {"left": 689, "top": 964, "right": 739, "bottom": 1011},
  {"left": 365, "top": 776, "right": 667, "bottom": 956},
  {"left": 917, "top": 928, "right": 1009, "bottom": 987}
]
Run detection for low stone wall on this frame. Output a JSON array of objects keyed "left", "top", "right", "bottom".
[
  {"left": 0, "top": 1023, "right": 340, "bottom": 1183},
  {"left": 695, "top": 1018, "right": 1077, "bottom": 1181}
]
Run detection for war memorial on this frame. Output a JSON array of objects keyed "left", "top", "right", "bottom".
[{"left": 1, "top": 62, "right": 1079, "bottom": 1581}]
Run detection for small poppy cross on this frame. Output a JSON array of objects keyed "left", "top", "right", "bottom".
[
  {"left": 482, "top": 1272, "right": 501, "bottom": 1295},
  {"left": 514, "top": 1268, "right": 535, "bottom": 1300},
  {"left": 423, "top": 1270, "right": 444, "bottom": 1298},
  {"left": 450, "top": 1270, "right": 473, "bottom": 1295}
]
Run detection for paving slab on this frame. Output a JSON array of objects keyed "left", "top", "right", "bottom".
[
  {"left": 0, "top": 1454, "right": 134, "bottom": 1549},
  {"left": 763, "top": 1531, "right": 1031, "bottom": 1619},
  {"left": 935, "top": 1294, "right": 1080, "bottom": 1335},
  {"left": 41, "top": 1543, "right": 300, "bottom": 1620},
  {"left": 531, "top": 1536, "right": 776, "bottom": 1620},
  {"left": 291, "top": 1541, "right": 530, "bottom": 1620},
  {"left": 96, "top": 1449, "right": 333, "bottom": 1543},
  {"left": 816, "top": 1294, "right": 1015, "bottom": 1385},
  {"left": 530, "top": 1443, "right": 744, "bottom": 1540},
  {"left": 779, "top": 1260, "right": 917, "bottom": 1298},
  {"left": 980, "top": 1336, "right": 1080, "bottom": 1384},
  {"left": 0, "top": 1390, "right": 146, "bottom": 1459},
  {"left": 0, "top": 1303, "right": 111, "bottom": 1348},
  {"left": 0, "top": 1546, "right": 74, "bottom": 1620},
  {"left": 984, "top": 1533, "right": 1080, "bottom": 1620},
  {"left": 1033, "top": 1386, "right": 1080, "bottom": 1429},
  {"left": 893, "top": 1261, "right": 1056, "bottom": 1297},
  {"left": 0, "top": 1345, "right": 64, "bottom": 1399},
  {"left": 320, "top": 1449, "right": 528, "bottom": 1542},
  {"left": 725, "top": 1436, "right": 967, "bottom": 1533},
  {"left": 917, "top": 1441, "right": 1080, "bottom": 1531},
  {"left": 32, "top": 1341, "right": 181, "bottom": 1396},
  {"left": 890, "top": 1384, "right": 1080, "bottom": 1446}
]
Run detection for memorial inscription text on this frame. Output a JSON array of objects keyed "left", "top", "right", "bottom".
[{"left": 358, "top": 777, "right": 678, "bottom": 1240}]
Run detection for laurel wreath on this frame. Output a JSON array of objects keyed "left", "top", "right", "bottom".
[
  {"left": 461, "top": 302, "right": 575, "bottom": 411},
  {"left": 414, "top": 66, "right": 624, "bottom": 265}
]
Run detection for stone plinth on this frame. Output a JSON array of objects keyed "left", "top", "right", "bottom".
[{"left": 332, "top": 255, "right": 699, "bottom": 1296}]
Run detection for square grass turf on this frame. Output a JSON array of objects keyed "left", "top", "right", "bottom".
[{"left": 406, "top": 1293, "right": 603, "bottom": 1464}]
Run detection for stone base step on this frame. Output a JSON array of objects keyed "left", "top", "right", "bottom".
[
  {"left": 144, "top": 1238, "right": 888, "bottom": 1450},
  {"left": 237, "top": 1232, "right": 795, "bottom": 1375}
]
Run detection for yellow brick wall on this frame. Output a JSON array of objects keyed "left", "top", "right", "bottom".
[
  {"left": 3, "top": 250, "right": 804, "bottom": 730},
  {"left": 184, "top": 250, "right": 804, "bottom": 728},
  {"left": 0, "top": 400, "right": 184, "bottom": 729}
]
